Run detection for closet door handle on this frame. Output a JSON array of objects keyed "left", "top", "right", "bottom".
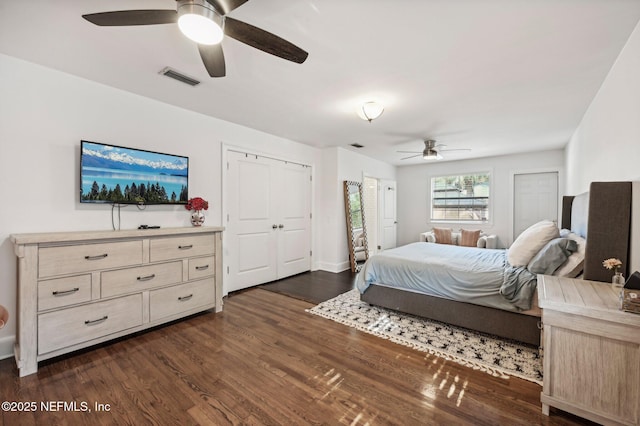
[
  {"left": 272, "top": 224, "right": 277, "bottom": 229},
  {"left": 278, "top": 224, "right": 284, "bottom": 229}
]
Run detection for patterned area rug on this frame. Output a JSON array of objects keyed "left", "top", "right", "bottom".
[{"left": 307, "top": 289, "right": 542, "bottom": 384}]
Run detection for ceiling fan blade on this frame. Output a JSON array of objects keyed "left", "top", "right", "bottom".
[
  {"left": 198, "top": 43, "right": 226, "bottom": 77},
  {"left": 396, "top": 151, "right": 421, "bottom": 154},
  {"left": 205, "top": 0, "right": 248, "bottom": 15},
  {"left": 224, "top": 17, "right": 308, "bottom": 63},
  {"left": 82, "top": 10, "right": 177, "bottom": 26},
  {"left": 439, "top": 148, "right": 471, "bottom": 152},
  {"left": 401, "top": 154, "right": 423, "bottom": 160}
]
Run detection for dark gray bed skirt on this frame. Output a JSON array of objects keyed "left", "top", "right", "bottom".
[{"left": 361, "top": 285, "right": 541, "bottom": 347}]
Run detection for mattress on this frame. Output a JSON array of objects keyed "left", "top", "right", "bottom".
[{"left": 356, "top": 242, "right": 537, "bottom": 313}]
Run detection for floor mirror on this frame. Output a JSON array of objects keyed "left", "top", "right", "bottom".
[{"left": 344, "top": 181, "right": 369, "bottom": 272}]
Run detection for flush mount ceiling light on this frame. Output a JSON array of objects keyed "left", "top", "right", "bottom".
[
  {"left": 359, "top": 101, "right": 384, "bottom": 122},
  {"left": 177, "top": 0, "right": 224, "bottom": 45}
]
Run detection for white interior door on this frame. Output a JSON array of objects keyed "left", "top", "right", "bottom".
[
  {"left": 227, "top": 152, "right": 278, "bottom": 292},
  {"left": 379, "top": 180, "right": 397, "bottom": 250},
  {"left": 276, "top": 162, "right": 311, "bottom": 278},
  {"left": 226, "top": 151, "right": 311, "bottom": 293},
  {"left": 513, "top": 172, "right": 558, "bottom": 239},
  {"left": 362, "top": 176, "right": 378, "bottom": 255}
]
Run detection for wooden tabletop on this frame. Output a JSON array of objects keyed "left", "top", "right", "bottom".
[
  {"left": 11, "top": 226, "right": 225, "bottom": 245},
  {"left": 538, "top": 275, "right": 640, "bottom": 326}
]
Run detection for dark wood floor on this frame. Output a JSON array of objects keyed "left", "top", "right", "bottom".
[
  {"left": 259, "top": 270, "right": 357, "bottom": 304},
  {"left": 0, "top": 272, "right": 593, "bottom": 425}
]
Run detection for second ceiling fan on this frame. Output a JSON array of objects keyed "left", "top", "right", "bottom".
[
  {"left": 397, "top": 139, "right": 471, "bottom": 161},
  {"left": 82, "top": 0, "right": 309, "bottom": 78}
]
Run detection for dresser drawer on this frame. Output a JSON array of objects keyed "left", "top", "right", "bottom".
[
  {"left": 39, "top": 241, "right": 143, "bottom": 278},
  {"left": 188, "top": 256, "right": 215, "bottom": 280},
  {"left": 149, "top": 235, "right": 214, "bottom": 262},
  {"left": 38, "top": 294, "right": 142, "bottom": 355},
  {"left": 149, "top": 279, "right": 215, "bottom": 322},
  {"left": 101, "top": 261, "right": 183, "bottom": 298},
  {"left": 38, "top": 275, "right": 92, "bottom": 311}
]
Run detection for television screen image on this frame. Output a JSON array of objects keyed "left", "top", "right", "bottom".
[{"left": 80, "top": 141, "right": 189, "bottom": 205}]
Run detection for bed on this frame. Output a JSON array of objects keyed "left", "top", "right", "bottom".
[{"left": 357, "top": 181, "right": 633, "bottom": 346}]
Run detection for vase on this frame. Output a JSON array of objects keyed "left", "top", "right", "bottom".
[
  {"left": 190, "top": 210, "right": 205, "bottom": 227},
  {"left": 612, "top": 271, "right": 625, "bottom": 290}
]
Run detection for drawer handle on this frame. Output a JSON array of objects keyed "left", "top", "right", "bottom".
[
  {"left": 84, "top": 315, "right": 108, "bottom": 325},
  {"left": 195, "top": 265, "right": 209, "bottom": 271},
  {"left": 178, "top": 245, "right": 193, "bottom": 250},
  {"left": 52, "top": 287, "right": 80, "bottom": 296},
  {"left": 178, "top": 294, "right": 193, "bottom": 302},
  {"left": 85, "top": 253, "right": 108, "bottom": 260},
  {"left": 137, "top": 274, "right": 156, "bottom": 281}
]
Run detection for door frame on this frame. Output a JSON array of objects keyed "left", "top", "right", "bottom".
[
  {"left": 508, "top": 167, "right": 564, "bottom": 246},
  {"left": 221, "top": 143, "right": 314, "bottom": 296}
]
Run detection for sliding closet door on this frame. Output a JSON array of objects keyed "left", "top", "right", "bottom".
[{"left": 226, "top": 151, "right": 311, "bottom": 293}]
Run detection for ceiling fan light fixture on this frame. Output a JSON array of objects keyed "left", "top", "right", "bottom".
[
  {"left": 359, "top": 101, "right": 384, "bottom": 122},
  {"left": 177, "top": 1, "right": 224, "bottom": 45},
  {"left": 423, "top": 149, "right": 442, "bottom": 160}
]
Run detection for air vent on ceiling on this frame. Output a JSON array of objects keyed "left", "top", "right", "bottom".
[
  {"left": 350, "top": 143, "right": 364, "bottom": 148},
  {"left": 160, "top": 67, "right": 200, "bottom": 86}
]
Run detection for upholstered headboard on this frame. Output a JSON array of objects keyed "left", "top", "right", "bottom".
[{"left": 562, "top": 181, "right": 632, "bottom": 282}]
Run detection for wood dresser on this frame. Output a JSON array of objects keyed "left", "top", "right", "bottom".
[
  {"left": 11, "top": 226, "right": 223, "bottom": 377},
  {"left": 538, "top": 275, "right": 640, "bottom": 425}
]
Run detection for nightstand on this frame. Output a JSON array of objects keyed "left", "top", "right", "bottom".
[{"left": 538, "top": 275, "right": 640, "bottom": 425}]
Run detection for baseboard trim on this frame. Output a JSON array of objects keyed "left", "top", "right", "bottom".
[
  {"left": 0, "top": 335, "right": 15, "bottom": 361},
  {"left": 316, "top": 261, "right": 351, "bottom": 273}
]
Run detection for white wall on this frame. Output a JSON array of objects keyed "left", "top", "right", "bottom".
[
  {"left": 565, "top": 19, "right": 640, "bottom": 272},
  {"left": 317, "top": 147, "right": 396, "bottom": 272},
  {"left": 396, "top": 150, "right": 565, "bottom": 248},
  {"left": 0, "top": 54, "right": 326, "bottom": 358}
]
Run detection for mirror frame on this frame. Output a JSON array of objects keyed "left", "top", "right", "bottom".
[{"left": 343, "top": 180, "right": 369, "bottom": 272}]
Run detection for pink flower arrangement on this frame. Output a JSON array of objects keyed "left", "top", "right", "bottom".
[
  {"left": 185, "top": 197, "right": 209, "bottom": 212},
  {"left": 602, "top": 258, "right": 622, "bottom": 272}
]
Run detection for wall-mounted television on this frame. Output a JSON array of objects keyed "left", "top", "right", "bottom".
[{"left": 80, "top": 140, "right": 189, "bottom": 205}]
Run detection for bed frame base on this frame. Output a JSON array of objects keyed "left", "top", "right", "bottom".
[{"left": 361, "top": 285, "right": 541, "bottom": 347}]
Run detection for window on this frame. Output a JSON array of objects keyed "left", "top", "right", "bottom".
[{"left": 431, "top": 172, "right": 490, "bottom": 222}]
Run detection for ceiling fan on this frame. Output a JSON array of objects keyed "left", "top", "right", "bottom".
[
  {"left": 397, "top": 139, "right": 471, "bottom": 161},
  {"left": 82, "top": 0, "right": 309, "bottom": 78}
]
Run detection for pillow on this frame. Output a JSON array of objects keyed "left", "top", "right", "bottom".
[
  {"left": 425, "top": 232, "right": 436, "bottom": 243},
  {"left": 477, "top": 236, "right": 487, "bottom": 248},
  {"left": 433, "top": 227, "right": 453, "bottom": 245},
  {"left": 507, "top": 220, "right": 560, "bottom": 267},
  {"left": 553, "top": 232, "right": 586, "bottom": 278},
  {"left": 527, "top": 238, "right": 578, "bottom": 274},
  {"left": 460, "top": 229, "right": 481, "bottom": 247}
]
